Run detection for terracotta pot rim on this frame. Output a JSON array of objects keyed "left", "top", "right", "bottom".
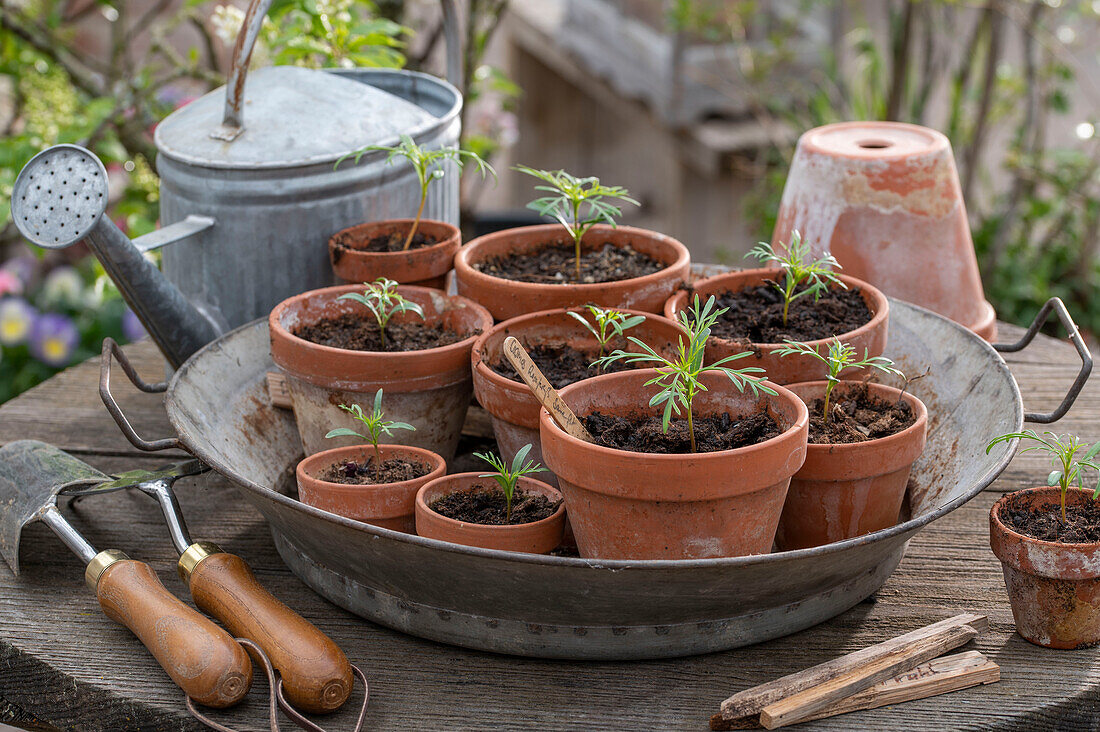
[
  {"left": 415, "top": 473, "right": 565, "bottom": 531},
  {"left": 991, "top": 486, "right": 1100, "bottom": 551},
  {"left": 328, "top": 218, "right": 460, "bottom": 262},
  {"left": 296, "top": 444, "right": 447, "bottom": 491},
  {"left": 787, "top": 380, "right": 928, "bottom": 453}
]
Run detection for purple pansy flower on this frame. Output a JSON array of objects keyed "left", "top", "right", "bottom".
[
  {"left": 0, "top": 298, "right": 36, "bottom": 346},
  {"left": 0, "top": 270, "right": 21, "bottom": 297},
  {"left": 122, "top": 308, "right": 148, "bottom": 343},
  {"left": 2, "top": 256, "right": 37, "bottom": 290},
  {"left": 29, "top": 312, "right": 79, "bottom": 367}
]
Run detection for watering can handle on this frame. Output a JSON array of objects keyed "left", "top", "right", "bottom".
[{"left": 218, "top": 0, "right": 463, "bottom": 139}]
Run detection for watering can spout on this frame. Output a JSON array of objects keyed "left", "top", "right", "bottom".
[{"left": 10, "top": 144, "right": 223, "bottom": 369}]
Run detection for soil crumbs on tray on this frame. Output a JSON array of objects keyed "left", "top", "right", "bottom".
[
  {"left": 430, "top": 486, "right": 561, "bottom": 525},
  {"left": 293, "top": 313, "right": 471, "bottom": 352},
  {"left": 490, "top": 342, "right": 633, "bottom": 390},
  {"left": 807, "top": 383, "right": 916, "bottom": 444},
  {"left": 709, "top": 282, "right": 872, "bottom": 343},
  {"left": 331, "top": 229, "right": 438, "bottom": 258},
  {"left": 474, "top": 241, "right": 663, "bottom": 284},
  {"left": 320, "top": 457, "right": 432, "bottom": 485},
  {"left": 583, "top": 411, "right": 780, "bottom": 454},
  {"left": 1002, "top": 494, "right": 1100, "bottom": 544}
]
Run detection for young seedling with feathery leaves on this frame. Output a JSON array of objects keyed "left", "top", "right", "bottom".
[
  {"left": 472, "top": 443, "right": 548, "bottom": 523},
  {"left": 596, "top": 295, "right": 776, "bottom": 453},
  {"left": 986, "top": 431, "right": 1100, "bottom": 524},
  {"left": 746, "top": 230, "right": 846, "bottom": 327},
  {"left": 567, "top": 305, "right": 647, "bottom": 373},
  {"left": 515, "top": 165, "right": 639, "bottom": 281},
  {"left": 337, "top": 277, "right": 424, "bottom": 350},
  {"left": 775, "top": 337, "right": 904, "bottom": 423},
  {"left": 326, "top": 389, "right": 416, "bottom": 465}
]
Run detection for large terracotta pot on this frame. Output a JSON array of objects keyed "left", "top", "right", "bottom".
[
  {"left": 270, "top": 284, "right": 492, "bottom": 460},
  {"left": 540, "top": 369, "right": 808, "bottom": 560},
  {"left": 328, "top": 218, "right": 460, "bottom": 290},
  {"left": 471, "top": 307, "right": 685, "bottom": 485},
  {"left": 296, "top": 444, "right": 446, "bottom": 533},
  {"left": 775, "top": 381, "right": 927, "bottom": 550},
  {"left": 772, "top": 121, "right": 996, "bottom": 341},
  {"left": 990, "top": 487, "right": 1100, "bottom": 649},
  {"left": 454, "top": 224, "right": 690, "bottom": 321},
  {"left": 414, "top": 473, "right": 566, "bottom": 554},
  {"left": 663, "top": 268, "right": 889, "bottom": 385}
]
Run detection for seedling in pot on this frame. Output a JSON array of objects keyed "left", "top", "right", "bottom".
[
  {"left": 776, "top": 337, "right": 904, "bottom": 423},
  {"left": 515, "top": 165, "right": 639, "bottom": 280},
  {"left": 746, "top": 230, "right": 846, "bottom": 326},
  {"left": 986, "top": 431, "right": 1100, "bottom": 523},
  {"left": 596, "top": 295, "right": 776, "bottom": 453},
  {"left": 326, "top": 388, "right": 416, "bottom": 466},
  {"left": 338, "top": 277, "right": 424, "bottom": 350},
  {"left": 567, "top": 305, "right": 647, "bottom": 373},
  {"left": 472, "top": 443, "right": 547, "bottom": 522}
]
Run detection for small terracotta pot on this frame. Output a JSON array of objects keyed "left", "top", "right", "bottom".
[
  {"left": 454, "top": 224, "right": 691, "bottom": 321},
  {"left": 414, "top": 473, "right": 566, "bottom": 554},
  {"left": 772, "top": 121, "right": 996, "bottom": 341},
  {"left": 663, "top": 268, "right": 889, "bottom": 385},
  {"left": 775, "top": 381, "right": 927, "bottom": 550},
  {"left": 540, "top": 369, "right": 808, "bottom": 560},
  {"left": 297, "top": 444, "right": 446, "bottom": 532},
  {"left": 470, "top": 307, "right": 685, "bottom": 486},
  {"left": 270, "top": 284, "right": 492, "bottom": 460},
  {"left": 990, "top": 487, "right": 1100, "bottom": 649},
  {"left": 328, "top": 219, "right": 460, "bottom": 290}
]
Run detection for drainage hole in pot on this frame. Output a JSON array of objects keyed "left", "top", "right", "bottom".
[{"left": 857, "top": 139, "right": 893, "bottom": 149}]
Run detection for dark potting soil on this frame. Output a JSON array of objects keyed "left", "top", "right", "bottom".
[
  {"left": 293, "top": 313, "right": 472, "bottom": 352},
  {"left": 707, "top": 282, "right": 873, "bottom": 344},
  {"left": 1002, "top": 493, "right": 1100, "bottom": 544},
  {"left": 331, "top": 228, "right": 438, "bottom": 258},
  {"left": 429, "top": 485, "right": 561, "bottom": 525},
  {"left": 583, "top": 410, "right": 780, "bottom": 454},
  {"left": 490, "top": 342, "right": 633, "bottom": 390},
  {"left": 806, "top": 383, "right": 916, "bottom": 444},
  {"left": 319, "top": 456, "right": 432, "bottom": 485},
  {"left": 474, "top": 241, "right": 664, "bottom": 284}
]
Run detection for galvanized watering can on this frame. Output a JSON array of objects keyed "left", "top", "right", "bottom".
[{"left": 10, "top": 0, "right": 462, "bottom": 368}]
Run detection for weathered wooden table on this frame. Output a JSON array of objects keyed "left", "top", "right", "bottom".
[{"left": 0, "top": 326, "right": 1098, "bottom": 731}]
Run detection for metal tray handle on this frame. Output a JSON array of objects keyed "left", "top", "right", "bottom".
[
  {"left": 99, "top": 338, "right": 183, "bottom": 452},
  {"left": 992, "top": 297, "right": 1093, "bottom": 424}
]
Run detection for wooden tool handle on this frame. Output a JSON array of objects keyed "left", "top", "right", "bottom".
[
  {"left": 188, "top": 551, "right": 353, "bottom": 714},
  {"left": 96, "top": 559, "right": 252, "bottom": 708}
]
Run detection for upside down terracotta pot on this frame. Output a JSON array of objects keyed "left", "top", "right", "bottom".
[
  {"left": 270, "top": 284, "right": 492, "bottom": 460},
  {"left": 663, "top": 269, "right": 889, "bottom": 385},
  {"left": 297, "top": 444, "right": 446, "bottom": 533},
  {"left": 775, "top": 381, "right": 927, "bottom": 551},
  {"left": 328, "top": 218, "right": 460, "bottom": 290},
  {"left": 990, "top": 487, "right": 1100, "bottom": 649},
  {"left": 772, "top": 121, "right": 996, "bottom": 341},
  {"left": 414, "top": 473, "right": 566, "bottom": 554},
  {"left": 540, "top": 369, "right": 809, "bottom": 560},
  {"left": 454, "top": 224, "right": 691, "bottom": 321}
]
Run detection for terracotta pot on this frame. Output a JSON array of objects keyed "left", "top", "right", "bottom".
[
  {"left": 414, "top": 473, "right": 566, "bottom": 554},
  {"left": 270, "top": 284, "right": 492, "bottom": 460},
  {"left": 297, "top": 444, "right": 446, "bottom": 532},
  {"left": 775, "top": 381, "right": 927, "bottom": 550},
  {"left": 772, "top": 121, "right": 996, "bottom": 341},
  {"left": 663, "top": 268, "right": 889, "bottom": 385},
  {"left": 454, "top": 224, "right": 690, "bottom": 321},
  {"left": 470, "top": 307, "right": 685, "bottom": 486},
  {"left": 539, "top": 369, "right": 808, "bottom": 560},
  {"left": 990, "top": 487, "right": 1100, "bottom": 649},
  {"left": 328, "top": 218, "right": 460, "bottom": 290}
]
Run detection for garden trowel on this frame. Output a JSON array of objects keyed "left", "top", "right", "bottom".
[{"left": 0, "top": 440, "right": 252, "bottom": 708}]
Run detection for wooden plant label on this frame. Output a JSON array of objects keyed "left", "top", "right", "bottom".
[{"left": 502, "top": 336, "right": 593, "bottom": 442}]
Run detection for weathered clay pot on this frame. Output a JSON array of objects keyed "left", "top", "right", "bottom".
[
  {"left": 772, "top": 121, "right": 996, "bottom": 341},
  {"left": 454, "top": 224, "right": 690, "bottom": 321},
  {"left": 990, "top": 487, "right": 1100, "bottom": 649},
  {"left": 328, "top": 218, "right": 460, "bottom": 290},
  {"left": 470, "top": 307, "right": 685, "bottom": 485},
  {"left": 270, "top": 284, "right": 492, "bottom": 460},
  {"left": 414, "top": 473, "right": 566, "bottom": 554},
  {"left": 297, "top": 444, "right": 446, "bottom": 533},
  {"left": 775, "top": 381, "right": 927, "bottom": 550},
  {"left": 663, "top": 268, "right": 889, "bottom": 385},
  {"left": 540, "top": 369, "right": 808, "bottom": 560}
]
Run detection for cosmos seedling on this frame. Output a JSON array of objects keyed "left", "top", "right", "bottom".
[
  {"left": 567, "top": 305, "right": 647, "bottom": 372},
  {"left": 473, "top": 443, "right": 547, "bottom": 522},
  {"left": 746, "top": 230, "right": 846, "bottom": 326},
  {"left": 776, "top": 338, "right": 904, "bottom": 423},
  {"left": 596, "top": 295, "right": 776, "bottom": 453},
  {"left": 986, "top": 431, "right": 1100, "bottom": 523},
  {"left": 515, "top": 165, "right": 639, "bottom": 280},
  {"left": 338, "top": 277, "right": 424, "bottom": 349},
  {"left": 326, "top": 389, "right": 416, "bottom": 464}
]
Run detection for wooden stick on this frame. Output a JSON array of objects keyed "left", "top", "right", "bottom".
[{"left": 501, "top": 336, "right": 593, "bottom": 442}]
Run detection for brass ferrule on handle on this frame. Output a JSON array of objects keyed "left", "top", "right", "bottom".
[
  {"left": 85, "top": 549, "right": 128, "bottom": 592},
  {"left": 178, "top": 541, "right": 222, "bottom": 584}
]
